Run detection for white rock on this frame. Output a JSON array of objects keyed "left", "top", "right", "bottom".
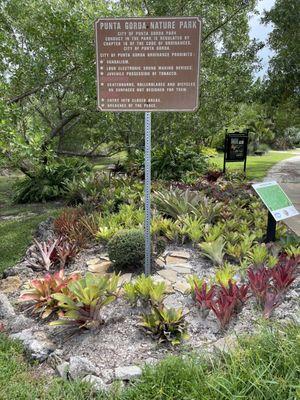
[
  {"left": 115, "top": 365, "right": 142, "bottom": 380},
  {"left": 166, "top": 264, "right": 192, "bottom": 274},
  {"left": 174, "top": 281, "right": 190, "bottom": 294},
  {"left": 155, "top": 258, "right": 165, "bottom": 268},
  {"left": 157, "top": 269, "right": 177, "bottom": 283},
  {"left": 88, "top": 261, "right": 112, "bottom": 274},
  {"left": 68, "top": 356, "right": 99, "bottom": 379},
  {"left": 118, "top": 273, "right": 132, "bottom": 287},
  {"left": 169, "top": 251, "right": 191, "bottom": 259},
  {"left": 166, "top": 255, "right": 189, "bottom": 265},
  {"left": 0, "top": 293, "right": 16, "bottom": 319},
  {"left": 10, "top": 329, "right": 55, "bottom": 362},
  {"left": 86, "top": 258, "right": 101, "bottom": 265},
  {"left": 82, "top": 375, "right": 107, "bottom": 392},
  {"left": 56, "top": 361, "right": 70, "bottom": 379},
  {"left": 8, "top": 315, "right": 33, "bottom": 333}
]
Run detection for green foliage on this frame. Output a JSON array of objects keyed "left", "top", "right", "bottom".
[
  {"left": 127, "top": 145, "right": 208, "bottom": 181},
  {"left": 226, "top": 234, "right": 256, "bottom": 262},
  {"left": 186, "top": 275, "right": 205, "bottom": 296},
  {"left": 214, "top": 263, "right": 236, "bottom": 287},
  {"left": 13, "top": 159, "right": 91, "bottom": 203},
  {"left": 123, "top": 274, "right": 166, "bottom": 307},
  {"left": 121, "top": 323, "right": 300, "bottom": 400},
  {"left": 139, "top": 305, "right": 188, "bottom": 346},
  {"left": 0, "top": 323, "right": 299, "bottom": 399},
  {"left": 96, "top": 204, "right": 144, "bottom": 242},
  {"left": 177, "top": 215, "right": 205, "bottom": 244},
  {"left": 247, "top": 244, "right": 269, "bottom": 267},
  {"left": 153, "top": 188, "right": 201, "bottom": 219},
  {"left": 199, "top": 237, "right": 225, "bottom": 266},
  {"left": 107, "top": 229, "right": 145, "bottom": 269},
  {"left": 50, "top": 272, "right": 119, "bottom": 330}
]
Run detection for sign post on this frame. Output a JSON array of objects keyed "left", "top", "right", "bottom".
[
  {"left": 252, "top": 181, "right": 299, "bottom": 242},
  {"left": 95, "top": 16, "right": 202, "bottom": 274},
  {"left": 144, "top": 112, "right": 151, "bottom": 274}
]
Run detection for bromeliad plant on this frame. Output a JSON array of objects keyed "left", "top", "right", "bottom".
[
  {"left": 153, "top": 188, "right": 201, "bottom": 219},
  {"left": 123, "top": 274, "right": 166, "bottom": 307},
  {"left": 29, "top": 239, "right": 59, "bottom": 271},
  {"left": 50, "top": 273, "right": 119, "bottom": 330},
  {"left": 19, "top": 270, "right": 80, "bottom": 319},
  {"left": 139, "top": 305, "right": 188, "bottom": 346},
  {"left": 215, "top": 263, "right": 237, "bottom": 287},
  {"left": 198, "top": 236, "right": 225, "bottom": 266},
  {"left": 247, "top": 255, "right": 298, "bottom": 318},
  {"left": 27, "top": 237, "right": 78, "bottom": 271},
  {"left": 194, "top": 280, "right": 214, "bottom": 319}
]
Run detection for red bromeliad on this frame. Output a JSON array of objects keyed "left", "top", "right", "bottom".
[
  {"left": 247, "top": 267, "right": 270, "bottom": 308},
  {"left": 270, "top": 255, "right": 298, "bottom": 293},
  {"left": 208, "top": 289, "right": 237, "bottom": 329},
  {"left": 194, "top": 281, "right": 215, "bottom": 319}
]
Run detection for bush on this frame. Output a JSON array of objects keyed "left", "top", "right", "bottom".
[
  {"left": 13, "top": 158, "right": 91, "bottom": 203},
  {"left": 108, "top": 229, "right": 145, "bottom": 269},
  {"left": 126, "top": 145, "right": 209, "bottom": 181}
]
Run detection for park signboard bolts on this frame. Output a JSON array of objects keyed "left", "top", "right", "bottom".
[{"left": 95, "top": 16, "right": 202, "bottom": 274}]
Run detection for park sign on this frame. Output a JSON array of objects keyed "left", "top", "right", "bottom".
[
  {"left": 252, "top": 181, "right": 299, "bottom": 222},
  {"left": 95, "top": 17, "right": 202, "bottom": 111},
  {"left": 94, "top": 16, "right": 202, "bottom": 275}
]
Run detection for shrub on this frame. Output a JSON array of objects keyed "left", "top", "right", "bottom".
[
  {"left": 108, "top": 229, "right": 145, "bottom": 269},
  {"left": 126, "top": 145, "right": 209, "bottom": 181},
  {"left": 13, "top": 158, "right": 91, "bottom": 203}
]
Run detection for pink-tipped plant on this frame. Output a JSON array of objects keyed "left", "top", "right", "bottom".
[
  {"left": 194, "top": 281, "right": 215, "bottom": 319},
  {"left": 19, "top": 270, "right": 80, "bottom": 318},
  {"left": 32, "top": 238, "right": 58, "bottom": 270}
]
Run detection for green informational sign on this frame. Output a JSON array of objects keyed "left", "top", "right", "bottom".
[{"left": 252, "top": 181, "right": 299, "bottom": 222}]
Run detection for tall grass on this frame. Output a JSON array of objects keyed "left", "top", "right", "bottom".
[{"left": 0, "top": 323, "right": 299, "bottom": 399}]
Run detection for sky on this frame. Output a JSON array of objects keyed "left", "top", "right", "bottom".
[{"left": 249, "top": 0, "right": 275, "bottom": 78}]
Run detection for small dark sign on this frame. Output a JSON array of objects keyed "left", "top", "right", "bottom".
[{"left": 223, "top": 131, "right": 248, "bottom": 173}]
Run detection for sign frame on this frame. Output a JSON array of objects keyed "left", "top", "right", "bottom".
[
  {"left": 223, "top": 131, "right": 249, "bottom": 174},
  {"left": 252, "top": 181, "right": 299, "bottom": 222},
  {"left": 94, "top": 16, "right": 202, "bottom": 112}
]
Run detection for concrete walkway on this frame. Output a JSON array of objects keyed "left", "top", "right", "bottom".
[{"left": 265, "top": 155, "right": 300, "bottom": 236}]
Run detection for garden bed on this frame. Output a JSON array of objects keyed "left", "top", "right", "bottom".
[{"left": 0, "top": 229, "right": 299, "bottom": 389}]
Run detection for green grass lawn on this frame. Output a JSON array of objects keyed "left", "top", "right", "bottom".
[
  {"left": 0, "top": 323, "right": 299, "bottom": 399},
  {"left": 0, "top": 175, "right": 60, "bottom": 274},
  {"left": 211, "top": 151, "right": 297, "bottom": 181}
]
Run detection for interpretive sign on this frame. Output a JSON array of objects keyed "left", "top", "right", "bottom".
[
  {"left": 223, "top": 131, "right": 248, "bottom": 173},
  {"left": 95, "top": 17, "right": 202, "bottom": 111},
  {"left": 225, "top": 133, "right": 248, "bottom": 162},
  {"left": 252, "top": 181, "right": 299, "bottom": 222}
]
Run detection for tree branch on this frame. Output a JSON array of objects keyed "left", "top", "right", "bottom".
[
  {"left": 7, "top": 67, "right": 76, "bottom": 105},
  {"left": 202, "top": 5, "right": 245, "bottom": 43}
]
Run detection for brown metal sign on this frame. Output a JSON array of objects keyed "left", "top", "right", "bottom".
[{"left": 95, "top": 17, "right": 202, "bottom": 112}]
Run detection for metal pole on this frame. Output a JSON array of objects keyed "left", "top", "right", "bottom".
[
  {"left": 266, "top": 211, "right": 276, "bottom": 243},
  {"left": 223, "top": 133, "right": 227, "bottom": 174},
  {"left": 144, "top": 112, "right": 151, "bottom": 275}
]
